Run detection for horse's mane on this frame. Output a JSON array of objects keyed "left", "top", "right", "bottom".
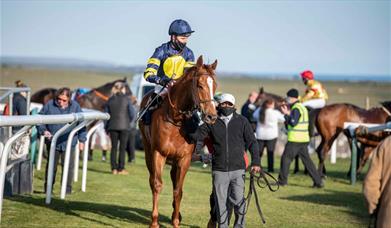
[
  {"left": 95, "top": 78, "right": 126, "bottom": 91},
  {"left": 176, "top": 64, "right": 216, "bottom": 84},
  {"left": 342, "top": 102, "right": 389, "bottom": 116}
]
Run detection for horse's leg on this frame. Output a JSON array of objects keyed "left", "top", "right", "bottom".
[
  {"left": 150, "top": 151, "right": 166, "bottom": 228},
  {"left": 357, "top": 146, "right": 372, "bottom": 174},
  {"left": 316, "top": 134, "right": 335, "bottom": 178},
  {"left": 170, "top": 164, "right": 182, "bottom": 224},
  {"left": 171, "top": 155, "right": 191, "bottom": 228},
  {"left": 141, "top": 127, "right": 153, "bottom": 174}
]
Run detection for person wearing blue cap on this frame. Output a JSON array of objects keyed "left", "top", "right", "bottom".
[{"left": 141, "top": 19, "right": 195, "bottom": 125}]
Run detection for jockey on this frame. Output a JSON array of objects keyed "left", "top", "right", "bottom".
[
  {"left": 300, "top": 70, "right": 328, "bottom": 109},
  {"left": 141, "top": 19, "right": 195, "bottom": 125}
]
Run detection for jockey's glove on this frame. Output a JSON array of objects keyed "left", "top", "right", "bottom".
[{"left": 158, "top": 76, "right": 172, "bottom": 87}]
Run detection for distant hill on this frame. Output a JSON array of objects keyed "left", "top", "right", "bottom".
[
  {"left": 1, "top": 56, "right": 144, "bottom": 74},
  {"left": 1, "top": 56, "right": 390, "bottom": 82}
]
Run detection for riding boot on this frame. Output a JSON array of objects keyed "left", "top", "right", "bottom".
[
  {"left": 306, "top": 107, "right": 315, "bottom": 137},
  {"left": 141, "top": 93, "right": 160, "bottom": 125}
]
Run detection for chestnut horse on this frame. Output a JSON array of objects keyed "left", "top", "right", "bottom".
[
  {"left": 139, "top": 56, "right": 218, "bottom": 228},
  {"left": 315, "top": 101, "right": 391, "bottom": 176}
]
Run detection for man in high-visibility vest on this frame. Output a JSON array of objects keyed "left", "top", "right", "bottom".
[{"left": 279, "top": 89, "right": 323, "bottom": 188}]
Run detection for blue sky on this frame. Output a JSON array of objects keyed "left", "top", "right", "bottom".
[{"left": 1, "top": 1, "right": 390, "bottom": 77}]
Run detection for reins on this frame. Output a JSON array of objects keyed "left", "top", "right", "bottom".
[
  {"left": 243, "top": 170, "right": 279, "bottom": 224},
  {"left": 165, "top": 70, "right": 215, "bottom": 124},
  {"left": 381, "top": 106, "right": 391, "bottom": 117},
  {"left": 93, "top": 90, "right": 109, "bottom": 101}
]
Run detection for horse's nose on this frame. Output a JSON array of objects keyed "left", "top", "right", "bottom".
[{"left": 204, "top": 114, "right": 217, "bottom": 124}]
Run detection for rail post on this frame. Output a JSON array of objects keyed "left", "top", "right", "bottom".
[
  {"left": 0, "top": 126, "right": 33, "bottom": 222},
  {"left": 60, "top": 119, "right": 93, "bottom": 199},
  {"left": 45, "top": 122, "right": 78, "bottom": 204},
  {"left": 81, "top": 122, "right": 102, "bottom": 192}
]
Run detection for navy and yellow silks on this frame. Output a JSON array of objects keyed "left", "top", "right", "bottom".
[{"left": 144, "top": 42, "right": 195, "bottom": 83}]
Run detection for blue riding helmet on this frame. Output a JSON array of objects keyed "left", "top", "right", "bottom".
[{"left": 168, "top": 19, "right": 194, "bottom": 36}]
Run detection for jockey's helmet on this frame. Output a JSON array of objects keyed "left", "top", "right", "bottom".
[
  {"left": 301, "top": 70, "right": 314, "bottom": 80},
  {"left": 168, "top": 19, "right": 194, "bottom": 36}
]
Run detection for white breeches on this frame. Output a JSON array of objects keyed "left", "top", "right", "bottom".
[{"left": 302, "top": 98, "right": 326, "bottom": 109}]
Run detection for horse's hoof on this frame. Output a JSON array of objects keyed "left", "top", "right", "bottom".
[
  {"left": 149, "top": 223, "right": 159, "bottom": 228},
  {"left": 171, "top": 212, "right": 182, "bottom": 226}
]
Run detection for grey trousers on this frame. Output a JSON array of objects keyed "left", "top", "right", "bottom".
[{"left": 212, "top": 169, "right": 246, "bottom": 228}]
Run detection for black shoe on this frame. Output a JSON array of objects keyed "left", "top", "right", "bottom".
[
  {"left": 275, "top": 180, "right": 287, "bottom": 187},
  {"left": 312, "top": 182, "right": 324, "bottom": 188},
  {"left": 66, "top": 187, "right": 72, "bottom": 194}
]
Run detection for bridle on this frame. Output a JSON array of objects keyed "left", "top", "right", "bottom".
[{"left": 167, "top": 70, "right": 216, "bottom": 120}]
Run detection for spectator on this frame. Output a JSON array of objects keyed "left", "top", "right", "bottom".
[
  {"left": 363, "top": 136, "right": 391, "bottom": 228},
  {"left": 126, "top": 96, "right": 138, "bottom": 163},
  {"left": 191, "top": 93, "right": 260, "bottom": 228},
  {"left": 278, "top": 88, "right": 323, "bottom": 188},
  {"left": 240, "top": 91, "right": 258, "bottom": 130},
  {"left": 252, "top": 99, "right": 285, "bottom": 172},
  {"left": 105, "top": 82, "right": 136, "bottom": 175},
  {"left": 12, "top": 81, "right": 28, "bottom": 133},
  {"left": 38, "top": 87, "right": 86, "bottom": 194}
]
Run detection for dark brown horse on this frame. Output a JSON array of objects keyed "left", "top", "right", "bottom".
[
  {"left": 31, "top": 88, "right": 57, "bottom": 104},
  {"left": 76, "top": 78, "right": 134, "bottom": 111},
  {"left": 139, "top": 56, "right": 218, "bottom": 228},
  {"left": 316, "top": 101, "right": 391, "bottom": 176},
  {"left": 30, "top": 78, "right": 133, "bottom": 109},
  {"left": 256, "top": 86, "right": 285, "bottom": 108}
]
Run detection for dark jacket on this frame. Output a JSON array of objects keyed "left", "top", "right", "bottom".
[
  {"left": 12, "top": 93, "right": 27, "bottom": 132},
  {"left": 38, "top": 99, "right": 87, "bottom": 151},
  {"left": 284, "top": 101, "right": 301, "bottom": 127},
  {"left": 12, "top": 93, "right": 27, "bottom": 115},
  {"left": 104, "top": 93, "right": 135, "bottom": 131},
  {"left": 241, "top": 100, "right": 257, "bottom": 126},
  {"left": 191, "top": 112, "right": 260, "bottom": 171}
]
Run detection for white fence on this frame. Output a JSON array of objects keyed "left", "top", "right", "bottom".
[{"left": 0, "top": 111, "right": 110, "bottom": 222}]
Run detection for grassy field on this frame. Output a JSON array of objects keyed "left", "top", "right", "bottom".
[
  {"left": 1, "top": 66, "right": 390, "bottom": 108},
  {"left": 3, "top": 151, "right": 369, "bottom": 227},
  {"left": 0, "top": 66, "right": 388, "bottom": 227}
]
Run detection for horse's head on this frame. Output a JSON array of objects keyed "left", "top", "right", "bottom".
[
  {"left": 194, "top": 56, "right": 218, "bottom": 124},
  {"left": 256, "top": 86, "right": 286, "bottom": 111},
  {"left": 173, "top": 56, "right": 218, "bottom": 125}
]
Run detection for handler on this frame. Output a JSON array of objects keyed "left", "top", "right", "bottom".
[{"left": 190, "top": 93, "right": 261, "bottom": 228}]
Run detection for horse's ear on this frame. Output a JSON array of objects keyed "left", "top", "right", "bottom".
[
  {"left": 211, "top": 60, "right": 218, "bottom": 71},
  {"left": 259, "top": 86, "right": 264, "bottom": 94},
  {"left": 196, "top": 55, "right": 203, "bottom": 68}
]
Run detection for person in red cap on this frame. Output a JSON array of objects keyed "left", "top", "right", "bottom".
[{"left": 300, "top": 70, "right": 328, "bottom": 109}]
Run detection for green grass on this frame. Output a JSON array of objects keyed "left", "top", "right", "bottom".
[
  {"left": 1, "top": 67, "right": 379, "bottom": 227},
  {"left": 2, "top": 151, "right": 368, "bottom": 227}
]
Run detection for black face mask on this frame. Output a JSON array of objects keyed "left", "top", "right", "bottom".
[
  {"left": 218, "top": 107, "right": 236, "bottom": 116},
  {"left": 171, "top": 39, "right": 186, "bottom": 51}
]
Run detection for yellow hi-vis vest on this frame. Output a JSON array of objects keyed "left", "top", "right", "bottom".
[{"left": 287, "top": 102, "right": 310, "bottom": 143}]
